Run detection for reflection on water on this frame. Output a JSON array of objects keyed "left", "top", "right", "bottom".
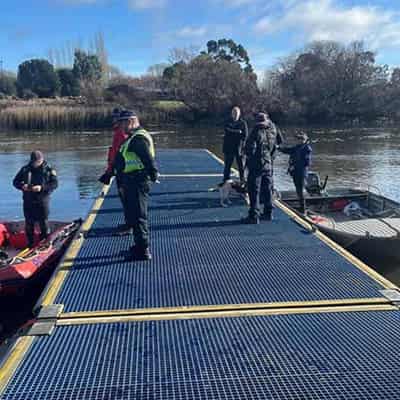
[{"left": 0, "top": 125, "right": 400, "bottom": 286}]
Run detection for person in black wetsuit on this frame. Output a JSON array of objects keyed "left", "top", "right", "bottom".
[
  {"left": 13, "top": 151, "right": 58, "bottom": 248},
  {"left": 223, "top": 106, "right": 248, "bottom": 182}
]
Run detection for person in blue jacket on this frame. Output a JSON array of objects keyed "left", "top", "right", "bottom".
[{"left": 279, "top": 132, "right": 312, "bottom": 213}]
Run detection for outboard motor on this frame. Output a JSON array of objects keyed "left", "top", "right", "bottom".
[{"left": 305, "top": 172, "right": 328, "bottom": 196}]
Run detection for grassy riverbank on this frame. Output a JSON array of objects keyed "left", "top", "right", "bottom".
[{"left": 0, "top": 98, "right": 193, "bottom": 131}]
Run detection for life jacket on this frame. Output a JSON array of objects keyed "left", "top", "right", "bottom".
[{"left": 120, "top": 129, "right": 155, "bottom": 174}]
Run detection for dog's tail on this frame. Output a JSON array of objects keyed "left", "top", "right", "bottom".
[{"left": 208, "top": 182, "right": 224, "bottom": 192}]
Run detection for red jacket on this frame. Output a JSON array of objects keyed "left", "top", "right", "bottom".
[{"left": 106, "top": 126, "right": 129, "bottom": 174}]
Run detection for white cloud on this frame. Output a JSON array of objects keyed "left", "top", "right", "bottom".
[
  {"left": 128, "top": 0, "right": 166, "bottom": 9},
  {"left": 254, "top": 0, "right": 400, "bottom": 49},
  {"left": 176, "top": 26, "right": 208, "bottom": 38}
]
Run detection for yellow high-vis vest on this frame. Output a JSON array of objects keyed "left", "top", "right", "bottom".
[{"left": 120, "top": 129, "right": 155, "bottom": 174}]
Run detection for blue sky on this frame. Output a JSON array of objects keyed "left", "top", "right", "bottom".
[{"left": 1, "top": 0, "right": 400, "bottom": 77}]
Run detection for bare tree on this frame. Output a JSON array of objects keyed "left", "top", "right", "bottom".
[
  {"left": 147, "top": 63, "right": 169, "bottom": 78},
  {"left": 168, "top": 45, "right": 199, "bottom": 64}
]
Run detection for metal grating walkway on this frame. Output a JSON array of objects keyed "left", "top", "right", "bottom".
[
  {"left": 154, "top": 149, "right": 224, "bottom": 175},
  {"left": 2, "top": 311, "right": 400, "bottom": 399},
  {"left": 51, "top": 175, "right": 389, "bottom": 313}
]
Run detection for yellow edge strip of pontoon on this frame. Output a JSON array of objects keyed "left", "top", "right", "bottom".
[
  {"left": 39, "top": 181, "right": 113, "bottom": 307},
  {"left": 0, "top": 337, "right": 34, "bottom": 394}
]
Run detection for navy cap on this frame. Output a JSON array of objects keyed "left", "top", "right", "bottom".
[
  {"left": 111, "top": 107, "right": 122, "bottom": 119},
  {"left": 118, "top": 110, "right": 137, "bottom": 121}
]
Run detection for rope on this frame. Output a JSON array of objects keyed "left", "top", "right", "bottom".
[{"left": 4, "top": 221, "right": 79, "bottom": 266}]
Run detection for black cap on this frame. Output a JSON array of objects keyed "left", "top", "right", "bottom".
[
  {"left": 255, "top": 112, "right": 269, "bottom": 123},
  {"left": 118, "top": 110, "right": 137, "bottom": 121},
  {"left": 30, "top": 150, "right": 44, "bottom": 163}
]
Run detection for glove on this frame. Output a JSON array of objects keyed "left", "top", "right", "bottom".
[
  {"left": 99, "top": 172, "right": 112, "bottom": 185},
  {"left": 150, "top": 171, "right": 160, "bottom": 183}
]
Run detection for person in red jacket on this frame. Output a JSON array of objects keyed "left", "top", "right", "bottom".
[
  {"left": 99, "top": 108, "right": 132, "bottom": 233},
  {"left": 99, "top": 108, "right": 127, "bottom": 183}
]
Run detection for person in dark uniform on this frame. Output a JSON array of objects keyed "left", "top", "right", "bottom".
[
  {"left": 243, "top": 113, "right": 277, "bottom": 224},
  {"left": 13, "top": 151, "right": 58, "bottom": 248},
  {"left": 114, "top": 111, "right": 158, "bottom": 261},
  {"left": 223, "top": 106, "right": 248, "bottom": 182},
  {"left": 279, "top": 132, "right": 312, "bottom": 213}
]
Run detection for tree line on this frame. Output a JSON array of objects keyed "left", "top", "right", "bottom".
[
  {"left": 160, "top": 39, "right": 400, "bottom": 123},
  {"left": 1, "top": 38, "right": 400, "bottom": 124},
  {"left": 0, "top": 49, "right": 103, "bottom": 101}
]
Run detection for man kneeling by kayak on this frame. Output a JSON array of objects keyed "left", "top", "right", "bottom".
[{"left": 13, "top": 151, "right": 58, "bottom": 248}]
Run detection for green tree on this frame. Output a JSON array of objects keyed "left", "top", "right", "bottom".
[
  {"left": 72, "top": 49, "right": 102, "bottom": 83},
  {"left": 162, "top": 61, "right": 186, "bottom": 98},
  {"left": 0, "top": 71, "right": 17, "bottom": 96},
  {"left": 266, "top": 41, "right": 389, "bottom": 122},
  {"left": 57, "top": 68, "right": 81, "bottom": 97},
  {"left": 72, "top": 50, "right": 103, "bottom": 102},
  {"left": 17, "top": 59, "right": 60, "bottom": 98},
  {"left": 204, "top": 39, "right": 255, "bottom": 76},
  {"left": 178, "top": 54, "right": 258, "bottom": 115}
]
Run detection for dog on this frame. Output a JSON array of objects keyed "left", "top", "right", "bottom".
[{"left": 209, "top": 179, "right": 250, "bottom": 207}]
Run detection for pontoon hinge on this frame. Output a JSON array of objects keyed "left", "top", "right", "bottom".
[{"left": 380, "top": 289, "right": 400, "bottom": 306}]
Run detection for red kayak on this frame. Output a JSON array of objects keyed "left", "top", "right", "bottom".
[{"left": 0, "top": 220, "right": 81, "bottom": 297}]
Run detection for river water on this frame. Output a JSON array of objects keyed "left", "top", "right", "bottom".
[{"left": 0, "top": 125, "right": 399, "bottom": 334}]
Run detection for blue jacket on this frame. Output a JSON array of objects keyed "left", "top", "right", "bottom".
[{"left": 280, "top": 143, "right": 312, "bottom": 176}]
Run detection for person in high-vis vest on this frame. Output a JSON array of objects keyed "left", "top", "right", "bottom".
[{"left": 114, "top": 111, "right": 159, "bottom": 261}]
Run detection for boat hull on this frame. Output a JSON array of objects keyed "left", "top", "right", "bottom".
[
  {"left": 316, "top": 224, "right": 400, "bottom": 265},
  {"left": 0, "top": 221, "right": 80, "bottom": 298},
  {"left": 279, "top": 186, "right": 400, "bottom": 267}
]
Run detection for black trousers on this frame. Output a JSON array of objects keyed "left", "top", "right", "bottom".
[
  {"left": 223, "top": 150, "right": 245, "bottom": 182},
  {"left": 247, "top": 170, "right": 273, "bottom": 218},
  {"left": 120, "top": 178, "right": 150, "bottom": 250},
  {"left": 116, "top": 176, "right": 129, "bottom": 225},
  {"left": 292, "top": 171, "right": 306, "bottom": 212},
  {"left": 23, "top": 200, "right": 50, "bottom": 247}
]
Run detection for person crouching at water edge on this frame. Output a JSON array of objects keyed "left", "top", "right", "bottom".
[
  {"left": 99, "top": 108, "right": 134, "bottom": 235},
  {"left": 223, "top": 106, "right": 248, "bottom": 183},
  {"left": 113, "top": 111, "right": 159, "bottom": 261},
  {"left": 278, "top": 132, "right": 312, "bottom": 214},
  {"left": 13, "top": 151, "right": 58, "bottom": 248},
  {"left": 242, "top": 113, "right": 277, "bottom": 224}
]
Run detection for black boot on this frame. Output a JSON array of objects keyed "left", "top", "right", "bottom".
[
  {"left": 116, "top": 224, "right": 133, "bottom": 236},
  {"left": 241, "top": 216, "right": 259, "bottom": 225},
  {"left": 261, "top": 212, "right": 273, "bottom": 221},
  {"left": 126, "top": 246, "right": 152, "bottom": 261}
]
